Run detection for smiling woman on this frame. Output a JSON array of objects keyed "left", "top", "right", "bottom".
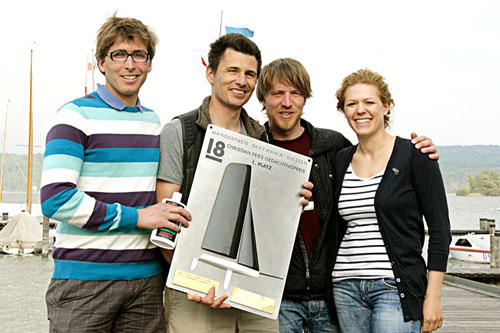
[
  {"left": 330, "top": 68, "right": 451, "bottom": 333},
  {"left": 341, "top": 83, "right": 389, "bottom": 140},
  {"left": 336, "top": 68, "right": 394, "bottom": 131}
]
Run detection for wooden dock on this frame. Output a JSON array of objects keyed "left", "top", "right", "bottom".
[
  {"left": 441, "top": 275, "right": 500, "bottom": 332},
  {"left": 447, "top": 267, "right": 500, "bottom": 285}
]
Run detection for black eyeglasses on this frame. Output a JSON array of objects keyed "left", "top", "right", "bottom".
[{"left": 107, "top": 50, "right": 150, "bottom": 63}]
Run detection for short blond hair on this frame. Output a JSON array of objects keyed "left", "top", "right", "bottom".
[{"left": 257, "top": 58, "right": 312, "bottom": 105}]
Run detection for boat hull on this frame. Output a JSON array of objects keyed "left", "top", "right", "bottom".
[
  {"left": 1, "top": 245, "right": 35, "bottom": 255},
  {"left": 449, "top": 247, "right": 490, "bottom": 263},
  {"left": 449, "top": 234, "right": 490, "bottom": 264}
]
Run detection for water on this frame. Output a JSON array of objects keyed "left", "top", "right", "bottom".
[
  {"left": 0, "top": 255, "right": 52, "bottom": 332},
  {"left": 446, "top": 194, "right": 500, "bottom": 230},
  {"left": 444, "top": 194, "right": 500, "bottom": 273},
  {"left": 0, "top": 194, "right": 499, "bottom": 332}
]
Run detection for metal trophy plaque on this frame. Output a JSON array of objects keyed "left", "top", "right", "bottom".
[{"left": 166, "top": 125, "right": 312, "bottom": 319}]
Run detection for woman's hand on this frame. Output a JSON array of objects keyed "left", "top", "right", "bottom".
[
  {"left": 422, "top": 295, "right": 443, "bottom": 331},
  {"left": 422, "top": 270, "right": 445, "bottom": 331}
]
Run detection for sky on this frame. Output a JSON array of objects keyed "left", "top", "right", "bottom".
[{"left": 1, "top": 0, "right": 500, "bottom": 154}]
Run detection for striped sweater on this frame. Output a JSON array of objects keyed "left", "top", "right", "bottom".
[
  {"left": 332, "top": 165, "right": 394, "bottom": 282},
  {"left": 41, "top": 85, "right": 162, "bottom": 280}
]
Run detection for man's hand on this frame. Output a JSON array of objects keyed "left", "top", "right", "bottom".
[
  {"left": 187, "top": 287, "right": 231, "bottom": 309},
  {"left": 301, "top": 181, "right": 313, "bottom": 210},
  {"left": 137, "top": 203, "right": 191, "bottom": 231},
  {"left": 411, "top": 132, "right": 439, "bottom": 160}
]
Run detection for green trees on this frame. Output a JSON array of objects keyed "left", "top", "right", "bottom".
[
  {"left": 455, "top": 187, "right": 470, "bottom": 196},
  {"left": 456, "top": 170, "right": 500, "bottom": 196},
  {"left": 439, "top": 145, "right": 500, "bottom": 193},
  {"left": 467, "top": 170, "right": 500, "bottom": 196}
]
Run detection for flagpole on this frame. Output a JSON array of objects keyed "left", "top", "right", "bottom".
[
  {"left": 0, "top": 100, "right": 9, "bottom": 203},
  {"left": 219, "top": 10, "right": 223, "bottom": 37}
]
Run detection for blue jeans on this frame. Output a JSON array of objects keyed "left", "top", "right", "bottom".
[
  {"left": 333, "top": 279, "right": 421, "bottom": 333},
  {"left": 279, "top": 299, "right": 340, "bottom": 333}
]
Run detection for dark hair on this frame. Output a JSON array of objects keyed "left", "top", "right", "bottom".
[
  {"left": 208, "top": 33, "right": 262, "bottom": 77},
  {"left": 96, "top": 15, "right": 158, "bottom": 62},
  {"left": 257, "top": 58, "right": 312, "bottom": 105}
]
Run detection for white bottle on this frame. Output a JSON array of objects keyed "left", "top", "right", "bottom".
[{"left": 150, "top": 192, "right": 185, "bottom": 250}]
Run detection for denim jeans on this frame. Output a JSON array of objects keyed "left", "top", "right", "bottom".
[
  {"left": 279, "top": 299, "right": 340, "bottom": 333},
  {"left": 333, "top": 279, "right": 421, "bottom": 333}
]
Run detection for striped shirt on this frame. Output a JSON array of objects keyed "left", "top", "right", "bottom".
[
  {"left": 41, "top": 84, "right": 162, "bottom": 281},
  {"left": 332, "top": 165, "right": 394, "bottom": 282}
]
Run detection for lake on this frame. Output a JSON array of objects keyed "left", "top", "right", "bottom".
[{"left": 0, "top": 194, "right": 499, "bottom": 332}]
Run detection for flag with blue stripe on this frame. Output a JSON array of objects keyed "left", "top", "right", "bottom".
[{"left": 225, "top": 26, "right": 254, "bottom": 37}]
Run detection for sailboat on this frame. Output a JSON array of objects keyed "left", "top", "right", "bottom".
[
  {"left": 0, "top": 49, "right": 41, "bottom": 254},
  {"left": 0, "top": 212, "right": 42, "bottom": 254}
]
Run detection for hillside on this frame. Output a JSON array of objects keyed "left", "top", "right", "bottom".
[
  {"left": 438, "top": 145, "right": 500, "bottom": 192},
  {"left": 0, "top": 145, "right": 499, "bottom": 194},
  {"left": 1, "top": 153, "right": 43, "bottom": 193}
]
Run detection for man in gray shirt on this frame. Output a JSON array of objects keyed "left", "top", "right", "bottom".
[{"left": 156, "top": 33, "right": 312, "bottom": 332}]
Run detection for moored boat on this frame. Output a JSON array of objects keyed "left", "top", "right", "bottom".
[
  {"left": 2, "top": 243, "right": 35, "bottom": 255},
  {"left": 449, "top": 234, "right": 490, "bottom": 264},
  {"left": 0, "top": 212, "right": 42, "bottom": 255}
]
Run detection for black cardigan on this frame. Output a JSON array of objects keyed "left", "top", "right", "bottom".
[{"left": 330, "top": 136, "right": 451, "bottom": 321}]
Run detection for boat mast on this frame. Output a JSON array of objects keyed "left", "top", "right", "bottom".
[
  {"left": 26, "top": 49, "right": 33, "bottom": 214},
  {"left": 0, "top": 100, "right": 8, "bottom": 203}
]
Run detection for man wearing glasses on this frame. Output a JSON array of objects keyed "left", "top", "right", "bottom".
[{"left": 41, "top": 15, "right": 191, "bottom": 332}]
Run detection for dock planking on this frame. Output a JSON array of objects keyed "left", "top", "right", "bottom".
[
  {"left": 441, "top": 280, "right": 500, "bottom": 332},
  {"left": 446, "top": 267, "right": 500, "bottom": 286}
]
